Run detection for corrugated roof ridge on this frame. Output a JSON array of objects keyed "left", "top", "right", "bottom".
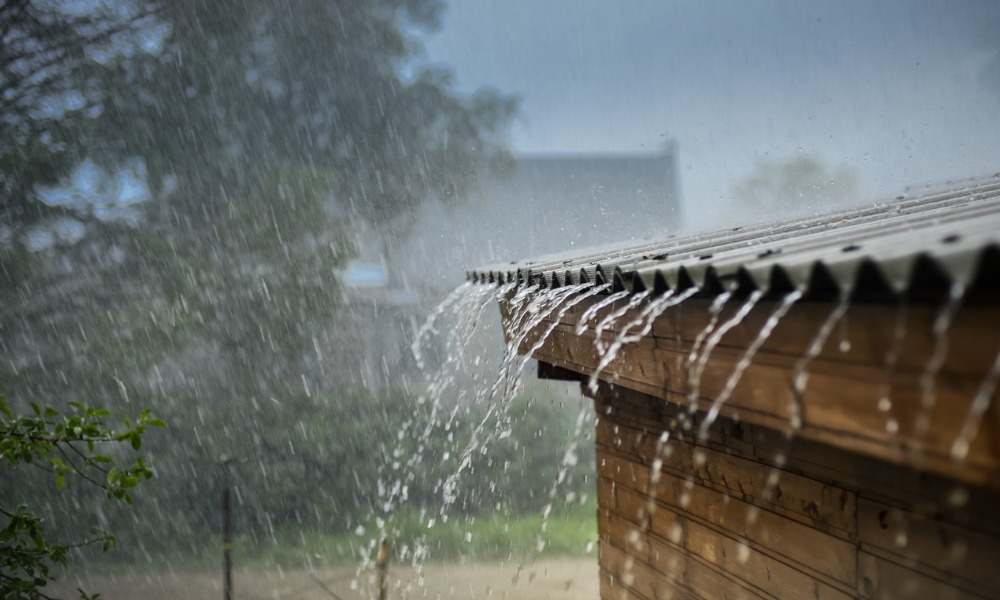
[{"left": 468, "top": 177, "right": 1000, "bottom": 300}]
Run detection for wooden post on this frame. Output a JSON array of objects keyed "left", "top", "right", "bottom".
[
  {"left": 376, "top": 538, "right": 389, "bottom": 600},
  {"left": 221, "top": 456, "right": 233, "bottom": 600}
]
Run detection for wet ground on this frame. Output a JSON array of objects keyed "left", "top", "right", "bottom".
[{"left": 49, "top": 558, "right": 598, "bottom": 599}]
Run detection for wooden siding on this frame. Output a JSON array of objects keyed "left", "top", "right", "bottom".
[
  {"left": 511, "top": 294, "right": 1000, "bottom": 488},
  {"left": 499, "top": 289, "right": 1000, "bottom": 599},
  {"left": 592, "top": 383, "right": 1000, "bottom": 600}
]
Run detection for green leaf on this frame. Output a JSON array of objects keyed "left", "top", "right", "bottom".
[
  {"left": 146, "top": 418, "right": 167, "bottom": 428},
  {"left": 130, "top": 434, "right": 141, "bottom": 450},
  {"left": 107, "top": 466, "right": 120, "bottom": 485},
  {"left": 56, "top": 474, "right": 65, "bottom": 491}
]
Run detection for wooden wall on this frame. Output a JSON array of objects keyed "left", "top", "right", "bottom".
[
  {"left": 591, "top": 382, "right": 1000, "bottom": 600},
  {"left": 513, "top": 295, "right": 1000, "bottom": 489}
]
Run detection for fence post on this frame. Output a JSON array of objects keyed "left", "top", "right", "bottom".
[
  {"left": 222, "top": 456, "right": 234, "bottom": 600},
  {"left": 377, "top": 538, "right": 389, "bottom": 600}
]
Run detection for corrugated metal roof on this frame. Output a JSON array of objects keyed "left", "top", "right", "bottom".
[{"left": 467, "top": 176, "right": 1000, "bottom": 301}]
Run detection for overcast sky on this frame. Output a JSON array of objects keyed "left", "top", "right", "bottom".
[{"left": 423, "top": 0, "right": 1000, "bottom": 230}]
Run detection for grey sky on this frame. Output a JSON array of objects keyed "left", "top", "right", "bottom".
[{"left": 424, "top": 0, "right": 1000, "bottom": 230}]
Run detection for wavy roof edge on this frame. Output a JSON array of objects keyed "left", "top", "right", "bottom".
[{"left": 467, "top": 176, "right": 1000, "bottom": 301}]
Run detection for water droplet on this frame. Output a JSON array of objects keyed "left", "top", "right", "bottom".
[
  {"left": 950, "top": 540, "right": 968, "bottom": 561},
  {"left": 668, "top": 522, "right": 684, "bottom": 543},
  {"left": 736, "top": 542, "right": 751, "bottom": 564},
  {"left": 947, "top": 486, "right": 969, "bottom": 508}
]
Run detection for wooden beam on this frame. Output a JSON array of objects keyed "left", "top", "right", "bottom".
[
  {"left": 537, "top": 360, "right": 583, "bottom": 382},
  {"left": 501, "top": 293, "right": 1000, "bottom": 488}
]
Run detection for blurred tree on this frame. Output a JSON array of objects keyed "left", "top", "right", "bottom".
[
  {"left": 732, "top": 156, "right": 859, "bottom": 212},
  {"left": 0, "top": 0, "right": 158, "bottom": 288},
  {"left": 0, "top": 0, "right": 520, "bottom": 554}
]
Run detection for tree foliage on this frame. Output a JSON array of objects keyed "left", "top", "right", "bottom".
[
  {"left": 0, "top": 0, "right": 158, "bottom": 240},
  {"left": 0, "top": 0, "right": 525, "bottom": 577},
  {"left": 732, "top": 155, "right": 859, "bottom": 212},
  {"left": 0, "top": 395, "right": 162, "bottom": 599}
]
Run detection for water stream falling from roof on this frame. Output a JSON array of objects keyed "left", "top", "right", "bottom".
[
  {"left": 683, "top": 291, "right": 732, "bottom": 417},
  {"left": 789, "top": 291, "right": 851, "bottom": 432},
  {"left": 593, "top": 291, "right": 651, "bottom": 356},
  {"left": 916, "top": 281, "right": 966, "bottom": 435},
  {"left": 951, "top": 348, "right": 1000, "bottom": 461},
  {"left": 877, "top": 301, "right": 910, "bottom": 436},
  {"left": 587, "top": 288, "right": 699, "bottom": 395},
  {"left": 575, "top": 291, "right": 631, "bottom": 336},
  {"left": 366, "top": 281, "right": 500, "bottom": 576},
  {"left": 686, "top": 291, "right": 763, "bottom": 424},
  {"left": 442, "top": 282, "right": 593, "bottom": 509},
  {"left": 697, "top": 289, "right": 802, "bottom": 441}
]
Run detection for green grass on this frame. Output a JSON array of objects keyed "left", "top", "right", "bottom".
[{"left": 67, "top": 499, "right": 598, "bottom": 575}]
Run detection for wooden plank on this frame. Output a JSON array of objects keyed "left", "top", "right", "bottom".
[
  {"left": 857, "top": 499, "right": 1000, "bottom": 597},
  {"left": 858, "top": 552, "right": 990, "bottom": 599},
  {"left": 751, "top": 426, "right": 1000, "bottom": 536},
  {"left": 603, "top": 533, "right": 768, "bottom": 600},
  {"left": 597, "top": 449, "right": 858, "bottom": 587},
  {"left": 599, "top": 509, "right": 652, "bottom": 564},
  {"left": 665, "top": 509, "right": 853, "bottom": 600},
  {"left": 600, "top": 572, "right": 691, "bottom": 600},
  {"left": 598, "top": 419, "right": 857, "bottom": 539},
  {"left": 593, "top": 385, "right": 759, "bottom": 459},
  {"left": 539, "top": 295, "right": 1000, "bottom": 377},
  {"left": 601, "top": 538, "right": 699, "bottom": 600},
  {"left": 525, "top": 311, "right": 1000, "bottom": 487}
]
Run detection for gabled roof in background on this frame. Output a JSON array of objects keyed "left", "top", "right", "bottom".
[
  {"left": 395, "top": 150, "right": 681, "bottom": 290},
  {"left": 468, "top": 175, "right": 1000, "bottom": 301}
]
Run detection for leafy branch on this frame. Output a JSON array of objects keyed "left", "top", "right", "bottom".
[{"left": 1, "top": 394, "right": 164, "bottom": 599}]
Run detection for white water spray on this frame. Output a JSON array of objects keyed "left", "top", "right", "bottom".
[
  {"left": 698, "top": 290, "right": 802, "bottom": 440},
  {"left": 789, "top": 291, "right": 850, "bottom": 432}
]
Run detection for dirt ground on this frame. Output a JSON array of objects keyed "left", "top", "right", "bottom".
[{"left": 48, "top": 558, "right": 598, "bottom": 599}]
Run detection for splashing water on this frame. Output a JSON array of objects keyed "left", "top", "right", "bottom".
[
  {"left": 877, "top": 301, "right": 909, "bottom": 435},
  {"left": 410, "top": 282, "right": 476, "bottom": 370},
  {"left": 442, "top": 283, "right": 599, "bottom": 510},
  {"left": 370, "top": 281, "right": 502, "bottom": 569},
  {"left": 682, "top": 292, "right": 732, "bottom": 418},
  {"left": 789, "top": 291, "right": 850, "bottom": 432},
  {"left": 587, "top": 288, "right": 699, "bottom": 394},
  {"left": 916, "top": 282, "right": 965, "bottom": 435},
  {"left": 687, "top": 291, "right": 764, "bottom": 418},
  {"left": 593, "top": 290, "right": 651, "bottom": 355},
  {"left": 537, "top": 401, "right": 596, "bottom": 556},
  {"left": 575, "top": 290, "right": 631, "bottom": 336},
  {"left": 698, "top": 290, "right": 802, "bottom": 440},
  {"left": 950, "top": 347, "right": 1000, "bottom": 461},
  {"left": 491, "top": 283, "right": 595, "bottom": 416}
]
